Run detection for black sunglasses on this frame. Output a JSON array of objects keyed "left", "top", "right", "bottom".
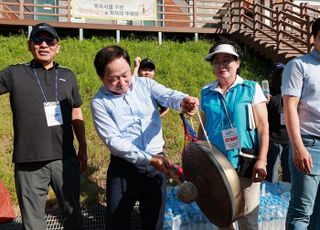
[{"left": 31, "top": 37, "right": 57, "bottom": 46}]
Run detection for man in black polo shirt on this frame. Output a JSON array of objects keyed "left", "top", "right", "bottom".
[{"left": 0, "top": 23, "right": 87, "bottom": 230}]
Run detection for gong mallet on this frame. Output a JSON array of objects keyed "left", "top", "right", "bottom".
[{"left": 167, "top": 164, "right": 199, "bottom": 204}]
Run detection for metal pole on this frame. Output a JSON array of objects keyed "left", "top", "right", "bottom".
[
  {"left": 79, "top": 28, "right": 83, "bottom": 41},
  {"left": 194, "top": 32, "right": 198, "bottom": 42},
  {"left": 28, "top": 25, "right": 32, "bottom": 39},
  {"left": 158, "top": 31, "right": 162, "bottom": 45},
  {"left": 116, "top": 30, "right": 120, "bottom": 43}
]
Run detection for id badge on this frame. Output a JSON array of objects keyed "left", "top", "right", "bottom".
[
  {"left": 280, "top": 112, "right": 285, "bottom": 125},
  {"left": 222, "top": 127, "right": 241, "bottom": 150},
  {"left": 44, "top": 102, "right": 63, "bottom": 127}
]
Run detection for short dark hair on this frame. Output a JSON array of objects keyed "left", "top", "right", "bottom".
[
  {"left": 94, "top": 45, "right": 131, "bottom": 78},
  {"left": 312, "top": 18, "right": 320, "bottom": 38}
]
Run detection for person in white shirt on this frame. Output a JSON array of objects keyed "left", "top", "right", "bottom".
[{"left": 91, "top": 45, "right": 198, "bottom": 230}]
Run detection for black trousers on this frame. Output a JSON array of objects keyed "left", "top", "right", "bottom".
[{"left": 106, "top": 155, "right": 166, "bottom": 230}]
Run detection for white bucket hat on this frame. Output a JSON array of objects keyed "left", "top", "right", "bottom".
[{"left": 205, "top": 44, "right": 239, "bottom": 61}]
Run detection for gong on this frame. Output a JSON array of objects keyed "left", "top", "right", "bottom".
[{"left": 182, "top": 141, "right": 245, "bottom": 228}]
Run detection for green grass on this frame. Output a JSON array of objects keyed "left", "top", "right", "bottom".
[{"left": 0, "top": 34, "right": 270, "bottom": 208}]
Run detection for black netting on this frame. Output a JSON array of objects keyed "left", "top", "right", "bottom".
[{"left": 0, "top": 205, "right": 141, "bottom": 230}]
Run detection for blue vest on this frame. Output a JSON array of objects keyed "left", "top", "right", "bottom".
[{"left": 200, "top": 80, "right": 258, "bottom": 168}]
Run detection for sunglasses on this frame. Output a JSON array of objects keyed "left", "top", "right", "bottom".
[{"left": 31, "top": 37, "right": 57, "bottom": 46}]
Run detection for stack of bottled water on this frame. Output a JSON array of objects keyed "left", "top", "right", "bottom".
[
  {"left": 258, "top": 181, "right": 291, "bottom": 230},
  {"left": 164, "top": 182, "right": 291, "bottom": 230},
  {"left": 165, "top": 186, "right": 217, "bottom": 230}
]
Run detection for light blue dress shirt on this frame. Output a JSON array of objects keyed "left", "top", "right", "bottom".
[
  {"left": 91, "top": 76, "right": 187, "bottom": 167},
  {"left": 282, "top": 49, "right": 320, "bottom": 137}
]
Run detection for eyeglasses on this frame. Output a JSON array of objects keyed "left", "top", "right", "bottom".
[
  {"left": 212, "top": 59, "right": 235, "bottom": 68},
  {"left": 31, "top": 37, "right": 57, "bottom": 46}
]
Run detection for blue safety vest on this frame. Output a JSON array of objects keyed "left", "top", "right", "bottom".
[{"left": 200, "top": 80, "right": 258, "bottom": 168}]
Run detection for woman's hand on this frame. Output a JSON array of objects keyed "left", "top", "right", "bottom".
[{"left": 252, "top": 159, "right": 267, "bottom": 182}]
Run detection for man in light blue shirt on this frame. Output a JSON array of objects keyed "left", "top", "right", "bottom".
[
  {"left": 91, "top": 45, "right": 198, "bottom": 230},
  {"left": 282, "top": 17, "right": 320, "bottom": 230}
]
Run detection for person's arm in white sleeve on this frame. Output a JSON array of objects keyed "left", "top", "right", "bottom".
[{"left": 148, "top": 78, "right": 199, "bottom": 113}]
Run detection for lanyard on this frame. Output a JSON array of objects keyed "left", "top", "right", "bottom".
[
  {"left": 221, "top": 96, "right": 234, "bottom": 128},
  {"left": 217, "top": 80, "right": 239, "bottom": 128},
  {"left": 33, "top": 68, "right": 59, "bottom": 102}
]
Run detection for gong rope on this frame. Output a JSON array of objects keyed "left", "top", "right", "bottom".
[{"left": 188, "top": 109, "right": 213, "bottom": 150}]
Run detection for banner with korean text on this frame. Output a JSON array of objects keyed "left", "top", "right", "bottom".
[{"left": 72, "top": 0, "right": 157, "bottom": 20}]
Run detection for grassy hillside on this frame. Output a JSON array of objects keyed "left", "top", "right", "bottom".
[{"left": 0, "top": 34, "right": 270, "bottom": 208}]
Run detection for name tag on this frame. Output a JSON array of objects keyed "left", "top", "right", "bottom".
[
  {"left": 44, "top": 102, "right": 63, "bottom": 127},
  {"left": 222, "top": 127, "right": 241, "bottom": 150}
]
